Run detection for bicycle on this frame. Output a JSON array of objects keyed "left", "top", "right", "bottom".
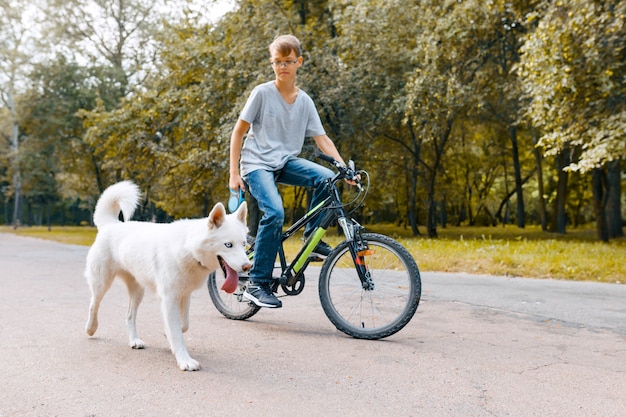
[{"left": 207, "top": 154, "right": 421, "bottom": 339}]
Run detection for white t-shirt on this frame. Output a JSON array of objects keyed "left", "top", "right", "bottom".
[{"left": 239, "top": 81, "right": 326, "bottom": 176}]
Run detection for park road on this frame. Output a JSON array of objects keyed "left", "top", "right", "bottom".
[{"left": 0, "top": 232, "right": 625, "bottom": 417}]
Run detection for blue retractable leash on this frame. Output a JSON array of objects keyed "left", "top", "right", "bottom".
[{"left": 228, "top": 188, "right": 245, "bottom": 213}]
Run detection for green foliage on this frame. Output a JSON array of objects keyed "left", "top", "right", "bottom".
[
  {"left": 8, "top": 55, "right": 125, "bottom": 226},
  {"left": 0, "top": 0, "right": 623, "bottom": 243},
  {"left": 518, "top": 0, "right": 626, "bottom": 171},
  {"left": 80, "top": 0, "right": 303, "bottom": 216}
]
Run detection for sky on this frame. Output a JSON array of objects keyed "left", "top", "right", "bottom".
[
  {"left": 0, "top": 0, "right": 238, "bottom": 96},
  {"left": 182, "top": 0, "right": 235, "bottom": 23}
]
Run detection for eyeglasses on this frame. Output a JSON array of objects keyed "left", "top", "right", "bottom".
[{"left": 270, "top": 60, "right": 298, "bottom": 68}]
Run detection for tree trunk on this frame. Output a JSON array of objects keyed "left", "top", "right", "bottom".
[
  {"left": 591, "top": 167, "right": 609, "bottom": 242},
  {"left": 551, "top": 150, "right": 570, "bottom": 234},
  {"left": 405, "top": 120, "right": 422, "bottom": 237},
  {"left": 496, "top": 171, "right": 535, "bottom": 223},
  {"left": 606, "top": 160, "right": 623, "bottom": 239},
  {"left": 11, "top": 172, "right": 21, "bottom": 229},
  {"left": 8, "top": 90, "right": 21, "bottom": 229},
  {"left": 47, "top": 201, "right": 51, "bottom": 231},
  {"left": 408, "top": 204, "right": 419, "bottom": 236},
  {"left": 440, "top": 199, "right": 447, "bottom": 228},
  {"left": 426, "top": 154, "right": 441, "bottom": 237},
  {"left": 531, "top": 127, "right": 547, "bottom": 231},
  {"left": 426, "top": 119, "right": 453, "bottom": 238},
  {"left": 509, "top": 126, "right": 525, "bottom": 228},
  {"left": 407, "top": 161, "right": 420, "bottom": 236},
  {"left": 3, "top": 197, "right": 8, "bottom": 224},
  {"left": 91, "top": 153, "right": 104, "bottom": 194},
  {"left": 426, "top": 193, "right": 438, "bottom": 238}
]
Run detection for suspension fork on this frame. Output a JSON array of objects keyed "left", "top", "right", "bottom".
[
  {"left": 325, "top": 177, "right": 375, "bottom": 291},
  {"left": 337, "top": 216, "right": 375, "bottom": 291}
]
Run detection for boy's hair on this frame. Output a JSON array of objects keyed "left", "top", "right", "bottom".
[{"left": 269, "top": 35, "right": 302, "bottom": 57}]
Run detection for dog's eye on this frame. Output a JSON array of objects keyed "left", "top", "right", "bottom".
[{"left": 224, "top": 242, "right": 233, "bottom": 248}]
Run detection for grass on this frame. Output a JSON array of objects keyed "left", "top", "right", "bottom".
[
  {"left": 0, "top": 225, "right": 98, "bottom": 246},
  {"left": 2, "top": 223, "right": 624, "bottom": 284},
  {"left": 368, "top": 224, "right": 625, "bottom": 284}
]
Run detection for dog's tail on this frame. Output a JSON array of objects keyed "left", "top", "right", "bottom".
[{"left": 93, "top": 181, "right": 141, "bottom": 228}]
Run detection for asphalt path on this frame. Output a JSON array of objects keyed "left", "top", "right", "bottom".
[{"left": 1, "top": 232, "right": 624, "bottom": 417}]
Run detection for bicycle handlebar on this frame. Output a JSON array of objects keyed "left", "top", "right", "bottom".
[{"left": 315, "top": 153, "right": 361, "bottom": 187}]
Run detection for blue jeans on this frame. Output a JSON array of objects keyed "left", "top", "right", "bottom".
[{"left": 244, "top": 157, "right": 334, "bottom": 284}]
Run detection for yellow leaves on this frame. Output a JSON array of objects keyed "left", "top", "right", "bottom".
[{"left": 517, "top": 0, "right": 626, "bottom": 170}]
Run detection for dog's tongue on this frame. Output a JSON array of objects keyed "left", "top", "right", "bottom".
[{"left": 220, "top": 262, "right": 239, "bottom": 294}]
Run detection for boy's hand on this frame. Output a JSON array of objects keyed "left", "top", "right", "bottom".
[
  {"left": 344, "top": 176, "right": 360, "bottom": 188},
  {"left": 339, "top": 161, "right": 361, "bottom": 188},
  {"left": 229, "top": 174, "right": 246, "bottom": 193}
]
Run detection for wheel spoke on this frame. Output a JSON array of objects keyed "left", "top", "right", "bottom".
[
  {"left": 319, "top": 233, "right": 421, "bottom": 339},
  {"left": 207, "top": 270, "right": 260, "bottom": 320}
]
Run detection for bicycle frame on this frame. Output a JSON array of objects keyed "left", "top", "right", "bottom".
[
  {"left": 208, "top": 156, "right": 421, "bottom": 339},
  {"left": 277, "top": 182, "right": 340, "bottom": 285},
  {"left": 243, "top": 167, "right": 373, "bottom": 291}
]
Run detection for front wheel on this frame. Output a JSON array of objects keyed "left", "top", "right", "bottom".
[
  {"left": 207, "top": 269, "right": 260, "bottom": 320},
  {"left": 318, "top": 233, "right": 421, "bottom": 339}
]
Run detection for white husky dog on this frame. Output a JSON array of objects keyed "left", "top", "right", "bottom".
[{"left": 84, "top": 180, "right": 250, "bottom": 371}]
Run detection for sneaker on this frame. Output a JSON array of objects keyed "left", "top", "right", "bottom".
[
  {"left": 310, "top": 240, "right": 332, "bottom": 260},
  {"left": 244, "top": 282, "right": 282, "bottom": 308}
]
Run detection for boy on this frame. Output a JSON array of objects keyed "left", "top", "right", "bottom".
[{"left": 229, "top": 34, "right": 349, "bottom": 308}]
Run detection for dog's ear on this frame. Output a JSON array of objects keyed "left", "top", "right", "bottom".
[
  {"left": 208, "top": 202, "right": 227, "bottom": 229},
  {"left": 235, "top": 201, "right": 247, "bottom": 225}
]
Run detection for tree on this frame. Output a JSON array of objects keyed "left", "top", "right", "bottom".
[
  {"left": 0, "top": 0, "right": 45, "bottom": 227},
  {"left": 405, "top": 0, "right": 511, "bottom": 237},
  {"left": 6, "top": 0, "right": 621, "bottom": 235},
  {"left": 38, "top": 0, "right": 238, "bottom": 215},
  {"left": 518, "top": 0, "right": 625, "bottom": 239},
  {"left": 606, "top": 160, "right": 623, "bottom": 238},
  {"left": 479, "top": 0, "right": 542, "bottom": 229},
  {"left": 80, "top": 0, "right": 300, "bottom": 217},
  {"left": 44, "top": 0, "right": 168, "bottom": 99},
  {"left": 18, "top": 55, "right": 119, "bottom": 224},
  {"left": 448, "top": 125, "right": 509, "bottom": 227},
  {"left": 530, "top": 126, "right": 548, "bottom": 230},
  {"left": 330, "top": 0, "right": 425, "bottom": 235}
]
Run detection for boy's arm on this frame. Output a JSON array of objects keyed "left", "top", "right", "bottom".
[
  {"left": 313, "top": 134, "right": 347, "bottom": 166},
  {"left": 230, "top": 119, "right": 250, "bottom": 191},
  {"left": 314, "top": 134, "right": 359, "bottom": 186}
]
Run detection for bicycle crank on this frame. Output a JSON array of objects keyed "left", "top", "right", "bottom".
[{"left": 280, "top": 273, "right": 305, "bottom": 295}]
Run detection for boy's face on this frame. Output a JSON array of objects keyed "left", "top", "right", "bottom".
[{"left": 270, "top": 48, "right": 302, "bottom": 81}]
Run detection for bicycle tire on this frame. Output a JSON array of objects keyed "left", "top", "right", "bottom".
[
  {"left": 318, "top": 233, "right": 421, "bottom": 339},
  {"left": 207, "top": 270, "right": 260, "bottom": 320}
]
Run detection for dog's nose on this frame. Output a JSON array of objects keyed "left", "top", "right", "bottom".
[{"left": 242, "top": 263, "right": 252, "bottom": 272}]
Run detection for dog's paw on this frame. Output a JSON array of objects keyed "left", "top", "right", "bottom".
[
  {"left": 177, "top": 356, "right": 200, "bottom": 371},
  {"left": 129, "top": 338, "right": 145, "bottom": 349},
  {"left": 85, "top": 319, "right": 98, "bottom": 336}
]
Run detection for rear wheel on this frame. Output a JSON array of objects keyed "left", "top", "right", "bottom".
[
  {"left": 318, "top": 233, "right": 421, "bottom": 339},
  {"left": 207, "top": 269, "right": 260, "bottom": 320}
]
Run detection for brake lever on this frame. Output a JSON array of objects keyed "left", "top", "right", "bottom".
[{"left": 345, "top": 160, "right": 362, "bottom": 191}]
